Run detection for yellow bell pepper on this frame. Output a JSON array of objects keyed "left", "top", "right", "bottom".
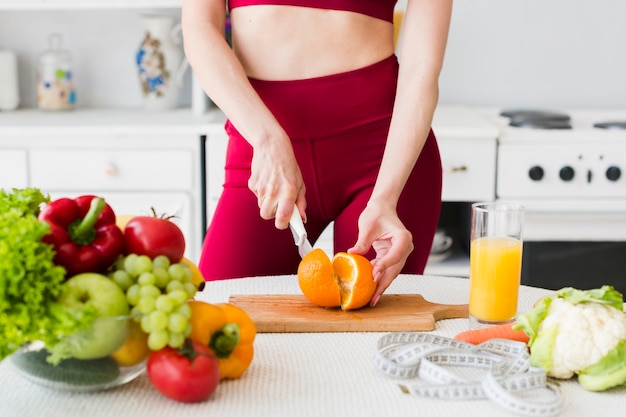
[{"left": 187, "top": 300, "right": 256, "bottom": 379}]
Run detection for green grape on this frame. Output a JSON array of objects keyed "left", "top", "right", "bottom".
[
  {"left": 114, "top": 255, "right": 126, "bottom": 271},
  {"left": 139, "top": 284, "right": 161, "bottom": 299},
  {"left": 168, "top": 312, "right": 188, "bottom": 333},
  {"left": 168, "top": 332, "right": 185, "bottom": 349},
  {"left": 183, "top": 282, "right": 198, "bottom": 298},
  {"left": 153, "top": 267, "right": 170, "bottom": 288},
  {"left": 155, "top": 294, "right": 175, "bottom": 313},
  {"left": 166, "top": 280, "right": 185, "bottom": 294},
  {"left": 123, "top": 254, "right": 139, "bottom": 275},
  {"left": 111, "top": 270, "right": 133, "bottom": 290},
  {"left": 168, "top": 263, "right": 186, "bottom": 281},
  {"left": 126, "top": 284, "right": 141, "bottom": 306},
  {"left": 134, "top": 255, "right": 154, "bottom": 275},
  {"left": 168, "top": 289, "right": 189, "bottom": 305},
  {"left": 175, "top": 302, "right": 192, "bottom": 319},
  {"left": 138, "top": 296, "right": 156, "bottom": 314},
  {"left": 183, "top": 323, "right": 193, "bottom": 337},
  {"left": 138, "top": 272, "right": 156, "bottom": 286},
  {"left": 149, "top": 310, "right": 169, "bottom": 332},
  {"left": 148, "top": 330, "right": 169, "bottom": 351},
  {"left": 130, "top": 305, "right": 142, "bottom": 319},
  {"left": 140, "top": 314, "right": 152, "bottom": 333},
  {"left": 180, "top": 265, "right": 193, "bottom": 283},
  {"left": 153, "top": 255, "right": 171, "bottom": 270}
]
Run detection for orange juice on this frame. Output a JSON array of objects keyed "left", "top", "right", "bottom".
[
  {"left": 393, "top": 11, "right": 404, "bottom": 48},
  {"left": 469, "top": 236, "right": 523, "bottom": 322}
]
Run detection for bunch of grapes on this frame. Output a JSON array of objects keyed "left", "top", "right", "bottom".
[{"left": 109, "top": 254, "right": 198, "bottom": 351}]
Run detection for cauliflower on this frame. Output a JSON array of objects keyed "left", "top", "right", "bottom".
[{"left": 514, "top": 285, "right": 626, "bottom": 391}]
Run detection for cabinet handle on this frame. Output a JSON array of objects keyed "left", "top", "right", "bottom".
[
  {"left": 443, "top": 165, "right": 468, "bottom": 174},
  {"left": 103, "top": 163, "right": 118, "bottom": 178}
]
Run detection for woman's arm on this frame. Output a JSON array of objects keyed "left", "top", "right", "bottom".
[
  {"left": 349, "top": 0, "right": 453, "bottom": 304},
  {"left": 181, "top": 0, "right": 305, "bottom": 228}
]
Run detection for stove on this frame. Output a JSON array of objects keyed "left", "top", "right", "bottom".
[{"left": 479, "top": 108, "right": 626, "bottom": 293}]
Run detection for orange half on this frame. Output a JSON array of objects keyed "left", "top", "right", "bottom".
[{"left": 297, "top": 249, "right": 376, "bottom": 311}]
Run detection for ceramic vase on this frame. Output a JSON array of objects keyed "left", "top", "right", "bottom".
[{"left": 136, "top": 15, "right": 188, "bottom": 111}]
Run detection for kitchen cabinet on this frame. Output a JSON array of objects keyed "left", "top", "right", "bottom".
[
  {"left": 0, "top": 109, "right": 225, "bottom": 263},
  {"left": 0, "top": 1, "right": 217, "bottom": 262}
]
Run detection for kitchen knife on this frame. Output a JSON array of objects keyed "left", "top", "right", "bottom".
[{"left": 289, "top": 204, "right": 313, "bottom": 258}]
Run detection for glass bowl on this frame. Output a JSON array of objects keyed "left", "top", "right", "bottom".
[{"left": 9, "top": 315, "right": 147, "bottom": 392}]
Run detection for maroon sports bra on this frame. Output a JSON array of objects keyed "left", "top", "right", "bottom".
[{"left": 228, "top": 0, "right": 398, "bottom": 23}]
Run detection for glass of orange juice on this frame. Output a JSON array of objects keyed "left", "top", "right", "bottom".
[{"left": 469, "top": 202, "right": 525, "bottom": 329}]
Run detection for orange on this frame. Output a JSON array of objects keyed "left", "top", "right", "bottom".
[
  {"left": 297, "top": 248, "right": 376, "bottom": 311},
  {"left": 297, "top": 249, "right": 340, "bottom": 308},
  {"left": 111, "top": 319, "right": 150, "bottom": 366},
  {"left": 332, "top": 252, "right": 376, "bottom": 311}
]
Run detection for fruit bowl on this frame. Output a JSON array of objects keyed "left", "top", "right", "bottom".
[{"left": 9, "top": 315, "right": 148, "bottom": 392}]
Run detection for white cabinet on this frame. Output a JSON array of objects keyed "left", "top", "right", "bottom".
[
  {"left": 0, "top": 111, "right": 207, "bottom": 262},
  {"left": 0, "top": 149, "right": 28, "bottom": 189}
]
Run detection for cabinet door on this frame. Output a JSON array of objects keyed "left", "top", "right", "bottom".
[
  {"left": 0, "top": 149, "right": 28, "bottom": 190},
  {"left": 30, "top": 149, "right": 195, "bottom": 191},
  {"left": 438, "top": 137, "right": 496, "bottom": 201},
  {"left": 46, "top": 191, "right": 198, "bottom": 263}
]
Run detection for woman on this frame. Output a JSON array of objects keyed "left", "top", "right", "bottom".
[{"left": 182, "top": 0, "right": 453, "bottom": 306}]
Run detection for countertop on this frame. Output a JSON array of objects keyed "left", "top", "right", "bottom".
[{"left": 1, "top": 274, "right": 624, "bottom": 417}]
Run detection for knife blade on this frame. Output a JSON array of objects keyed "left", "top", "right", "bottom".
[{"left": 289, "top": 204, "right": 313, "bottom": 258}]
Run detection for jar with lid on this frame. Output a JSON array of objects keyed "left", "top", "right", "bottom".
[{"left": 37, "top": 34, "right": 76, "bottom": 111}]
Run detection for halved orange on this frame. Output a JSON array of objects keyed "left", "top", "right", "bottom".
[{"left": 297, "top": 248, "right": 376, "bottom": 311}]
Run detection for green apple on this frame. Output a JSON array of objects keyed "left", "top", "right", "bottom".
[{"left": 55, "top": 273, "right": 130, "bottom": 360}]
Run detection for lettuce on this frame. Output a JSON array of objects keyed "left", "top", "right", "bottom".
[
  {"left": 0, "top": 188, "right": 96, "bottom": 361},
  {"left": 579, "top": 340, "right": 626, "bottom": 392}
]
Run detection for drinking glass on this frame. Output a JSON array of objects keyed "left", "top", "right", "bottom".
[{"left": 469, "top": 202, "right": 524, "bottom": 329}]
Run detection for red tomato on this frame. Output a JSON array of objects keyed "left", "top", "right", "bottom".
[
  {"left": 123, "top": 215, "right": 185, "bottom": 263},
  {"left": 147, "top": 340, "right": 220, "bottom": 403}
]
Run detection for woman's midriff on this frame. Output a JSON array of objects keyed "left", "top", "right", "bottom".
[{"left": 230, "top": 6, "right": 395, "bottom": 80}]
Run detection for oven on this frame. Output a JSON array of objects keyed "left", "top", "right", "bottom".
[{"left": 487, "top": 109, "right": 626, "bottom": 294}]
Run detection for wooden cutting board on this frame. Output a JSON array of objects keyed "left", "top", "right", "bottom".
[{"left": 228, "top": 294, "right": 468, "bottom": 333}]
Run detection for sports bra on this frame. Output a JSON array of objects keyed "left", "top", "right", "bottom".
[{"left": 228, "top": 0, "right": 398, "bottom": 23}]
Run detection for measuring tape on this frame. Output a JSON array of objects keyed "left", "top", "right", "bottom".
[{"left": 372, "top": 333, "right": 563, "bottom": 416}]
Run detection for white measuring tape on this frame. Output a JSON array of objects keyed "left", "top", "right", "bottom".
[{"left": 373, "top": 333, "right": 563, "bottom": 416}]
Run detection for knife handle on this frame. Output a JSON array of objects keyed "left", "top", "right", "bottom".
[{"left": 289, "top": 204, "right": 307, "bottom": 247}]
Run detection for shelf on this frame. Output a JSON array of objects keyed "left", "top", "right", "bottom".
[
  {"left": 0, "top": 0, "right": 181, "bottom": 10},
  {"left": 0, "top": 107, "right": 227, "bottom": 137}
]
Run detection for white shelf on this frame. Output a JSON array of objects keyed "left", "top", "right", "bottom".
[
  {"left": 0, "top": 107, "right": 226, "bottom": 137},
  {"left": 0, "top": 0, "right": 181, "bottom": 10}
]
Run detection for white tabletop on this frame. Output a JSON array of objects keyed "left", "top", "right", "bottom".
[{"left": 1, "top": 274, "right": 624, "bottom": 417}]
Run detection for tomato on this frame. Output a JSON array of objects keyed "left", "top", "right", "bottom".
[
  {"left": 147, "top": 339, "right": 220, "bottom": 403},
  {"left": 123, "top": 214, "right": 185, "bottom": 263}
]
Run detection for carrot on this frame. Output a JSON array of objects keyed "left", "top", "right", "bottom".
[{"left": 454, "top": 323, "right": 530, "bottom": 345}]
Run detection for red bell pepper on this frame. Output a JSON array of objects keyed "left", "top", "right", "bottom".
[{"left": 38, "top": 195, "right": 124, "bottom": 277}]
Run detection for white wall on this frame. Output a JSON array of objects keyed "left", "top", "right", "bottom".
[
  {"left": 1, "top": 1, "right": 625, "bottom": 110},
  {"left": 0, "top": 9, "right": 191, "bottom": 109},
  {"left": 438, "top": 0, "right": 626, "bottom": 109}
]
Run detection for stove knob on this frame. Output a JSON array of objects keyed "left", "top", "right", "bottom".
[
  {"left": 528, "top": 166, "right": 544, "bottom": 181},
  {"left": 606, "top": 166, "right": 622, "bottom": 181},
  {"left": 559, "top": 166, "right": 575, "bottom": 181}
]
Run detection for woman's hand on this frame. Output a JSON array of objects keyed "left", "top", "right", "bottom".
[
  {"left": 347, "top": 201, "right": 414, "bottom": 306},
  {"left": 248, "top": 135, "right": 306, "bottom": 230}
]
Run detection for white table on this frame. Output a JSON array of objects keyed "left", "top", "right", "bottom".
[{"left": 1, "top": 275, "right": 624, "bottom": 417}]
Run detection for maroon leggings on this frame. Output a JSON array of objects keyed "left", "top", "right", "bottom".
[{"left": 199, "top": 55, "right": 442, "bottom": 280}]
